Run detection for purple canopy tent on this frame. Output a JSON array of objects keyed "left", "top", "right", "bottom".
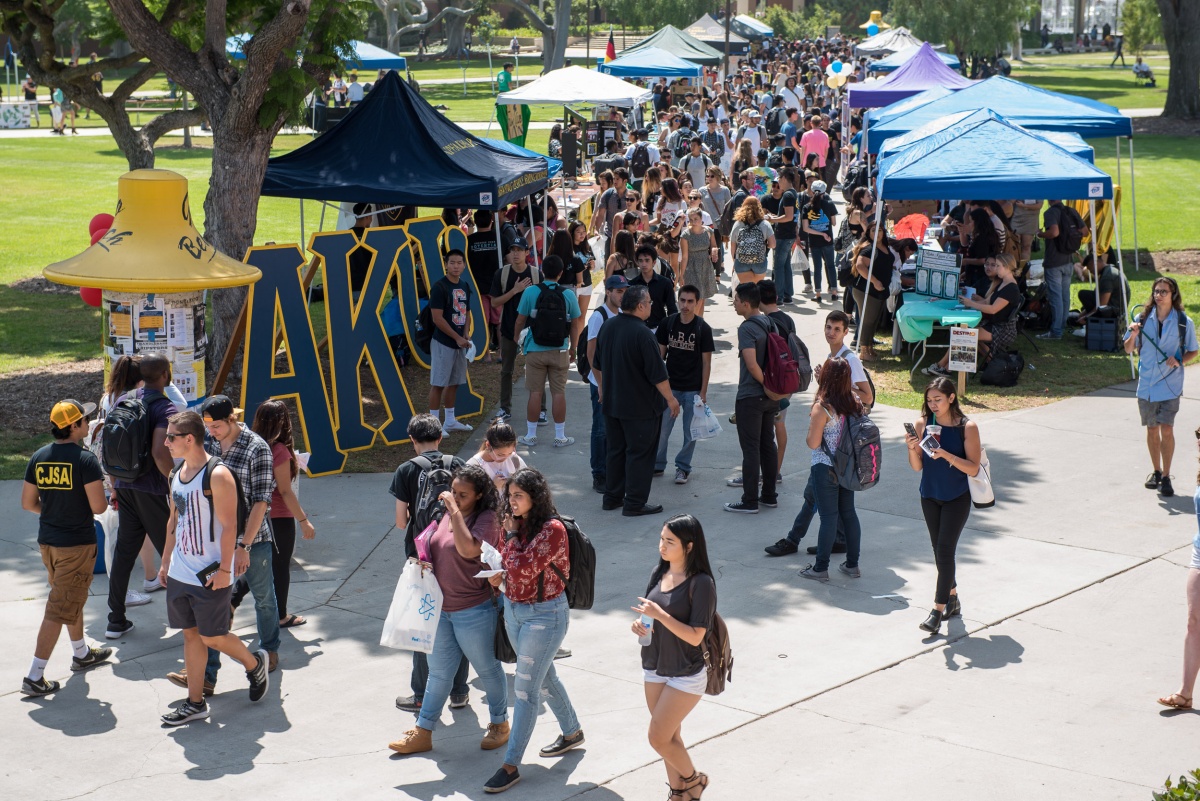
[{"left": 847, "top": 43, "right": 974, "bottom": 109}]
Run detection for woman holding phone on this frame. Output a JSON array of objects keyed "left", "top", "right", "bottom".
[{"left": 904, "top": 377, "right": 982, "bottom": 635}]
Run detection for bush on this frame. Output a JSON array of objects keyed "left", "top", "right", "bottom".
[{"left": 1155, "top": 770, "right": 1200, "bottom": 801}]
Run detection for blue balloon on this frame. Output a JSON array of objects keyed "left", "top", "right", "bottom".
[
  {"left": 867, "top": 23, "right": 880, "bottom": 36},
  {"left": 831, "top": 61, "right": 843, "bottom": 73}
]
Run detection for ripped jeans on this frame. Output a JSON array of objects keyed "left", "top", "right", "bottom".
[{"left": 503, "top": 593, "right": 580, "bottom": 766}]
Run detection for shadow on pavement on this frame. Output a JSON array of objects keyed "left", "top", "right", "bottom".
[
  {"left": 25, "top": 671, "right": 118, "bottom": 736},
  {"left": 941, "top": 633, "right": 1025, "bottom": 672}
]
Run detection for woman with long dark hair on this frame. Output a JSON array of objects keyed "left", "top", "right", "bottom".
[
  {"left": 389, "top": 463, "right": 511, "bottom": 755},
  {"left": 904, "top": 378, "right": 982, "bottom": 635},
  {"left": 550, "top": 229, "right": 581, "bottom": 292},
  {"left": 655, "top": 178, "right": 686, "bottom": 229},
  {"left": 799, "top": 358, "right": 864, "bottom": 582},
  {"left": 633, "top": 513, "right": 714, "bottom": 801},
  {"left": 484, "top": 468, "right": 583, "bottom": 793},
  {"left": 606, "top": 229, "right": 636, "bottom": 281},
  {"left": 250, "top": 400, "right": 316, "bottom": 627},
  {"left": 569, "top": 220, "right": 597, "bottom": 311},
  {"left": 1156, "top": 426, "right": 1200, "bottom": 710},
  {"left": 851, "top": 224, "right": 893, "bottom": 361},
  {"left": 959, "top": 207, "right": 1001, "bottom": 289}
]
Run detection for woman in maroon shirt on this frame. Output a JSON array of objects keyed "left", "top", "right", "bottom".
[{"left": 484, "top": 468, "right": 583, "bottom": 794}]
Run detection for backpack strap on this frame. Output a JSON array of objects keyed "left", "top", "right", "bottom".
[
  {"left": 1178, "top": 309, "right": 1188, "bottom": 361},
  {"left": 411, "top": 455, "right": 433, "bottom": 471},
  {"left": 440, "top": 454, "right": 455, "bottom": 470}
]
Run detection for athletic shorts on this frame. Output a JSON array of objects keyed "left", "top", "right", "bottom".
[
  {"left": 430, "top": 339, "right": 468, "bottom": 387},
  {"left": 643, "top": 668, "right": 707, "bottom": 696},
  {"left": 167, "top": 577, "right": 234, "bottom": 637},
  {"left": 525, "top": 349, "right": 569, "bottom": 395},
  {"left": 40, "top": 544, "right": 97, "bottom": 626},
  {"left": 483, "top": 295, "right": 503, "bottom": 326},
  {"left": 1138, "top": 397, "right": 1180, "bottom": 427}
]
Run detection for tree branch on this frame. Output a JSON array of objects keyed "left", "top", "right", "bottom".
[
  {"left": 141, "top": 106, "right": 210, "bottom": 145},
  {"left": 396, "top": 4, "right": 476, "bottom": 38},
  {"left": 110, "top": 60, "right": 158, "bottom": 105},
  {"left": 204, "top": 0, "right": 228, "bottom": 60},
  {"left": 107, "top": 0, "right": 224, "bottom": 110},
  {"left": 507, "top": 0, "right": 552, "bottom": 34}
]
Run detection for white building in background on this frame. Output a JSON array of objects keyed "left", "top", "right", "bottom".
[{"left": 1041, "top": 0, "right": 1123, "bottom": 33}]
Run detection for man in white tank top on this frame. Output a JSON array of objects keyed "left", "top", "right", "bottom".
[{"left": 158, "top": 410, "right": 269, "bottom": 726}]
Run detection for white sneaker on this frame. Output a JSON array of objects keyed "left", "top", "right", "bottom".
[
  {"left": 443, "top": 420, "right": 474, "bottom": 433},
  {"left": 125, "top": 590, "right": 152, "bottom": 607},
  {"left": 517, "top": 435, "right": 537, "bottom": 447},
  {"left": 1071, "top": 327, "right": 1087, "bottom": 338},
  {"left": 553, "top": 436, "right": 575, "bottom": 447},
  {"left": 142, "top": 578, "right": 165, "bottom": 593}
]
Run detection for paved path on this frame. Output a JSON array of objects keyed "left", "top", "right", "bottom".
[{"left": 2, "top": 276, "right": 1197, "bottom": 799}]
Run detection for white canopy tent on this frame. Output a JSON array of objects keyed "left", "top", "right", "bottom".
[
  {"left": 856, "top": 27, "right": 927, "bottom": 56},
  {"left": 496, "top": 66, "right": 653, "bottom": 108}
]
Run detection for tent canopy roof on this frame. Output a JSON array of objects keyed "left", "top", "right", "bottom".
[
  {"left": 497, "top": 65, "right": 652, "bottom": 106},
  {"left": 876, "top": 111, "right": 1113, "bottom": 201},
  {"left": 599, "top": 47, "right": 703, "bottom": 79},
  {"left": 855, "top": 27, "right": 923, "bottom": 55},
  {"left": 261, "top": 71, "right": 547, "bottom": 210},
  {"left": 684, "top": 15, "right": 750, "bottom": 53},
  {"left": 865, "top": 75, "right": 1133, "bottom": 152},
  {"left": 619, "top": 25, "right": 725, "bottom": 65},
  {"left": 878, "top": 109, "right": 1096, "bottom": 163},
  {"left": 864, "top": 86, "right": 954, "bottom": 126},
  {"left": 868, "top": 44, "right": 960, "bottom": 73},
  {"left": 848, "top": 43, "right": 973, "bottom": 108},
  {"left": 226, "top": 35, "right": 406, "bottom": 70},
  {"left": 732, "top": 14, "right": 773, "bottom": 38}
]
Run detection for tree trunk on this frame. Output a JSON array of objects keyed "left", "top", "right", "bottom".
[
  {"left": 444, "top": 12, "right": 468, "bottom": 56},
  {"left": 386, "top": 7, "right": 399, "bottom": 51},
  {"left": 108, "top": 116, "right": 158, "bottom": 169},
  {"left": 1158, "top": 0, "right": 1200, "bottom": 119},
  {"left": 1012, "top": 21, "right": 1023, "bottom": 60},
  {"left": 542, "top": 0, "right": 572, "bottom": 70}
]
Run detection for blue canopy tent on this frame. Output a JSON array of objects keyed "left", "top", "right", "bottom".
[
  {"left": 485, "top": 139, "right": 563, "bottom": 177},
  {"left": 877, "top": 109, "right": 1096, "bottom": 163},
  {"left": 599, "top": 47, "right": 703, "bottom": 79},
  {"left": 860, "top": 112, "right": 1120, "bottom": 361},
  {"left": 226, "top": 36, "right": 407, "bottom": 70},
  {"left": 864, "top": 86, "right": 954, "bottom": 127},
  {"left": 862, "top": 75, "right": 1141, "bottom": 265},
  {"left": 868, "top": 44, "right": 960, "bottom": 73}
]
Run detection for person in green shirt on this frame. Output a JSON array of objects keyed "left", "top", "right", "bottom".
[{"left": 498, "top": 62, "right": 513, "bottom": 93}]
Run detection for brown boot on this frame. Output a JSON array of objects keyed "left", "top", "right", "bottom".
[
  {"left": 268, "top": 652, "right": 278, "bottom": 673},
  {"left": 481, "top": 721, "right": 511, "bottom": 750},
  {"left": 388, "top": 726, "right": 433, "bottom": 754}
]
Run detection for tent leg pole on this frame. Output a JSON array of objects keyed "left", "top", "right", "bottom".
[
  {"left": 300, "top": 199, "right": 306, "bottom": 250},
  {"left": 1113, "top": 190, "right": 1134, "bottom": 378},
  {"left": 529, "top": 201, "right": 539, "bottom": 268},
  {"left": 543, "top": 192, "right": 549, "bottom": 258},
  {"left": 1089, "top": 199, "right": 1098, "bottom": 298},
  {"left": 1129, "top": 137, "right": 1139, "bottom": 271}
]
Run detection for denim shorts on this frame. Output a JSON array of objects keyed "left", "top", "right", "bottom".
[
  {"left": 643, "top": 668, "right": 707, "bottom": 696},
  {"left": 1138, "top": 397, "right": 1179, "bottom": 427}
]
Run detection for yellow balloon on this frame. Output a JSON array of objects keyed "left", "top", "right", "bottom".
[
  {"left": 835, "top": 74, "right": 849, "bottom": 87},
  {"left": 826, "top": 76, "right": 839, "bottom": 89}
]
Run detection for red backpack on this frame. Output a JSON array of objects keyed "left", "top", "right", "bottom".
[{"left": 752, "top": 316, "right": 803, "bottom": 401}]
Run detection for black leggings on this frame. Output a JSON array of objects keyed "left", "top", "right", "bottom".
[
  {"left": 919, "top": 492, "right": 972, "bottom": 605},
  {"left": 271, "top": 517, "right": 297, "bottom": 619}
]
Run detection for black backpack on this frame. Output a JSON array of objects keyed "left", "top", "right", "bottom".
[
  {"left": 414, "top": 302, "right": 435, "bottom": 352},
  {"left": 575, "top": 305, "right": 611, "bottom": 382},
  {"left": 411, "top": 454, "right": 456, "bottom": 537},
  {"left": 1056, "top": 205, "right": 1086, "bottom": 255},
  {"left": 718, "top": 191, "right": 745, "bottom": 239},
  {"left": 630, "top": 143, "right": 652, "bottom": 179},
  {"left": 170, "top": 456, "right": 250, "bottom": 542},
  {"left": 100, "top": 389, "right": 165, "bottom": 481},
  {"left": 529, "top": 283, "right": 569, "bottom": 347},
  {"left": 765, "top": 106, "right": 786, "bottom": 136},
  {"left": 672, "top": 128, "right": 694, "bottom": 159},
  {"left": 538, "top": 515, "right": 596, "bottom": 610},
  {"left": 979, "top": 350, "right": 1025, "bottom": 387}
]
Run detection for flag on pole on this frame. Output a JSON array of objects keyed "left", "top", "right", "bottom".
[{"left": 605, "top": 29, "right": 616, "bottom": 63}]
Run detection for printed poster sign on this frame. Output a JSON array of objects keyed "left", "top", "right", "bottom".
[
  {"left": 948, "top": 327, "right": 979, "bottom": 374},
  {"left": 915, "top": 247, "right": 962, "bottom": 301},
  {"left": 136, "top": 297, "right": 166, "bottom": 341}
]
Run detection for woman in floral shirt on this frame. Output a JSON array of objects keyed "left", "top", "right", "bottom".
[{"left": 484, "top": 468, "right": 583, "bottom": 794}]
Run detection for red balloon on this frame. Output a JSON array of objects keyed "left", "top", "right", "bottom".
[
  {"left": 91, "top": 228, "right": 106, "bottom": 246},
  {"left": 80, "top": 287, "right": 102, "bottom": 307},
  {"left": 89, "top": 213, "right": 114, "bottom": 237}
]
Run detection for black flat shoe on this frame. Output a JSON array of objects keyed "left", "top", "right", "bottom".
[
  {"left": 623, "top": 504, "right": 663, "bottom": 517},
  {"left": 602, "top": 499, "right": 622, "bottom": 511},
  {"left": 919, "top": 609, "right": 943, "bottom": 634},
  {"left": 484, "top": 767, "right": 521, "bottom": 793},
  {"left": 944, "top": 595, "right": 961, "bottom": 618},
  {"left": 806, "top": 542, "right": 847, "bottom": 555}
]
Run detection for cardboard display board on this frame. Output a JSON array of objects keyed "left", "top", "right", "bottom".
[
  {"left": 584, "top": 120, "right": 622, "bottom": 159},
  {"left": 914, "top": 247, "right": 962, "bottom": 300},
  {"left": 948, "top": 327, "right": 978, "bottom": 373}
]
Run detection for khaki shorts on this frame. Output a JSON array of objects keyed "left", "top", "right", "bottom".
[
  {"left": 40, "top": 544, "right": 97, "bottom": 625},
  {"left": 525, "top": 349, "right": 569, "bottom": 395}
]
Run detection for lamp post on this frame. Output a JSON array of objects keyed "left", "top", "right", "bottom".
[{"left": 723, "top": 0, "right": 732, "bottom": 79}]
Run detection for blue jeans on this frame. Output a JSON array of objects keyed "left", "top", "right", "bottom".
[
  {"left": 417, "top": 597, "right": 508, "bottom": 730},
  {"left": 787, "top": 470, "right": 845, "bottom": 545},
  {"left": 1044, "top": 264, "right": 1072, "bottom": 337},
  {"left": 205, "top": 539, "right": 280, "bottom": 681},
  {"left": 656, "top": 390, "right": 698, "bottom": 473},
  {"left": 772, "top": 238, "right": 796, "bottom": 300},
  {"left": 809, "top": 242, "right": 837, "bottom": 292},
  {"left": 811, "top": 463, "right": 862, "bottom": 573},
  {"left": 503, "top": 594, "right": 580, "bottom": 766},
  {"left": 589, "top": 383, "right": 606, "bottom": 479}
]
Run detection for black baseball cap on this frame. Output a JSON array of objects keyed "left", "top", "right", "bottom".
[{"left": 200, "top": 394, "right": 243, "bottom": 422}]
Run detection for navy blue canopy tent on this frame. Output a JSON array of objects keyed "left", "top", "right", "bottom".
[
  {"left": 486, "top": 139, "right": 563, "bottom": 178},
  {"left": 877, "top": 109, "right": 1096, "bottom": 164},
  {"left": 261, "top": 71, "right": 548, "bottom": 211},
  {"left": 599, "top": 47, "right": 703, "bottom": 79}
]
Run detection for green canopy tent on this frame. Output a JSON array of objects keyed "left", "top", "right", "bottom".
[{"left": 619, "top": 25, "right": 724, "bottom": 66}]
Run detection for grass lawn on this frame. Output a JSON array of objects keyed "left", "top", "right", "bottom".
[
  {"left": 417, "top": 81, "right": 563, "bottom": 122},
  {"left": 404, "top": 54, "right": 545, "bottom": 82},
  {"left": 1011, "top": 51, "right": 1168, "bottom": 110},
  {"left": 1088, "top": 136, "right": 1197, "bottom": 253}
]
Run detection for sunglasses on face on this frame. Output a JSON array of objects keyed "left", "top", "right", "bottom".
[
  {"left": 1154, "top": 288, "right": 1171, "bottom": 296},
  {"left": 164, "top": 432, "right": 189, "bottom": 442}
]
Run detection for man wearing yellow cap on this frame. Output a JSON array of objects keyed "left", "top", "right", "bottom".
[{"left": 20, "top": 400, "right": 113, "bottom": 696}]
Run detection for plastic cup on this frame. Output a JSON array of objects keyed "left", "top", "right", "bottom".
[{"left": 926, "top": 424, "right": 942, "bottom": 444}]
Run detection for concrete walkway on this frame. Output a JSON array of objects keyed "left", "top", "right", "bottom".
[{"left": 2, "top": 276, "right": 1197, "bottom": 799}]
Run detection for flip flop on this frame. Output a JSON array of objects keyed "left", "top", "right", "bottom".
[
  {"left": 279, "top": 614, "right": 308, "bottom": 628},
  {"left": 1157, "top": 693, "right": 1193, "bottom": 710}
]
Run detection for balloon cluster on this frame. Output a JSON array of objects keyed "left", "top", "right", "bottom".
[
  {"left": 80, "top": 213, "right": 113, "bottom": 307},
  {"left": 824, "top": 60, "right": 850, "bottom": 90}
]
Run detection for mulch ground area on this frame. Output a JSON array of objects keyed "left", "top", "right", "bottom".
[
  {"left": 2, "top": 359, "right": 105, "bottom": 437},
  {"left": 1132, "top": 116, "right": 1200, "bottom": 137}
]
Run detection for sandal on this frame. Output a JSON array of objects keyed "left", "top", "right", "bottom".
[
  {"left": 680, "top": 771, "right": 709, "bottom": 801},
  {"left": 279, "top": 614, "right": 308, "bottom": 628},
  {"left": 1157, "top": 692, "right": 1193, "bottom": 710},
  {"left": 666, "top": 784, "right": 686, "bottom": 800}
]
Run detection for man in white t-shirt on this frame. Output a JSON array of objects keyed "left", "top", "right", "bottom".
[
  {"left": 158, "top": 410, "right": 268, "bottom": 725},
  {"left": 585, "top": 275, "right": 628, "bottom": 493},
  {"left": 737, "top": 110, "right": 765, "bottom": 154}
]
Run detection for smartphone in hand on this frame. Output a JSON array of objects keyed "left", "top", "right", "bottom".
[{"left": 903, "top": 422, "right": 918, "bottom": 439}]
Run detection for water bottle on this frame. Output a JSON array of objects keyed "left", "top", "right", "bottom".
[{"left": 637, "top": 615, "right": 654, "bottom": 646}]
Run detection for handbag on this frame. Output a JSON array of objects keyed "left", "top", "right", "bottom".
[
  {"left": 967, "top": 446, "right": 995, "bottom": 509},
  {"left": 380, "top": 558, "right": 443, "bottom": 652},
  {"left": 492, "top": 593, "right": 516, "bottom": 663}
]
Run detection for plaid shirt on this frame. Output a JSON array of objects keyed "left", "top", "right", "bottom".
[{"left": 205, "top": 425, "right": 275, "bottom": 544}]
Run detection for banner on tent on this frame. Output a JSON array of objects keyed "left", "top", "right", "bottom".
[
  {"left": 239, "top": 217, "right": 488, "bottom": 476},
  {"left": 497, "top": 103, "right": 531, "bottom": 147}
]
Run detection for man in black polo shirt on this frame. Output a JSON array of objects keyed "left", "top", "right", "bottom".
[
  {"left": 487, "top": 242, "right": 538, "bottom": 420},
  {"left": 592, "top": 286, "right": 680, "bottom": 516},
  {"left": 629, "top": 245, "right": 677, "bottom": 332},
  {"left": 21, "top": 400, "right": 113, "bottom": 696}
]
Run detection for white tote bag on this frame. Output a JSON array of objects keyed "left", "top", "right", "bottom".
[
  {"left": 380, "top": 558, "right": 444, "bottom": 653},
  {"left": 689, "top": 396, "right": 723, "bottom": 441},
  {"left": 967, "top": 447, "right": 995, "bottom": 509},
  {"left": 97, "top": 506, "right": 119, "bottom": 576}
]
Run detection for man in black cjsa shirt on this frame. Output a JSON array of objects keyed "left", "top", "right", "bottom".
[
  {"left": 655, "top": 286, "right": 715, "bottom": 484},
  {"left": 593, "top": 286, "right": 681, "bottom": 517},
  {"left": 20, "top": 400, "right": 112, "bottom": 696}
]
